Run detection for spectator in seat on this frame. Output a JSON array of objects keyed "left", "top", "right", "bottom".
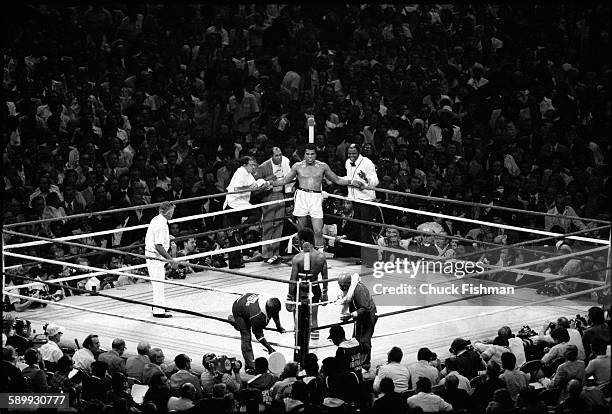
[
  {"left": 167, "top": 382, "right": 197, "bottom": 412},
  {"left": 555, "top": 317, "right": 586, "bottom": 361},
  {"left": 542, "top": 327, "right": 571, "bottom": 366},
  {"left": 1, "top": 345, "right": 27, "bottom": 392},
  {"left": 486, "top": 388, "right": 516, "bottom": 414},
  {"left": 408, "top": 347, "right": 440, "bottom": 386},
  {"left": 49, "top": 355, "right": 75, "bottom": 393},
  {"left": 169, "top": 353, "right": 203, "bottom": 400},
  {"left": 449, "top": 337, "right": 484, "bottom": 380},
  {"left": 106, "top": 372, "right": 135, "bottom": 407},
  {"left": 328, "top": 324, "right": 363, "bottom": 376},
  {"left": 22, "top": 348, "right": 48, "bottom": 392},
  {"left": 582, "top": 307, "right": 610, "bottom": 359},
  {"left": 472, "top": 361, "right": 506, "bottom": 412},
  {"left": 585, "top": 338, "right": 610, "bottom": 385},
  {"left": 373, "top": 346, "right": 411, "bottom": 394},
  {"left": 73, "top": 334, "right": 101, "bottom": 374},
  {"left": 372, "top": 377, "right": 408, "bottom": 414},
  {"left": 143, "top": 372, "right": 172, "bottom": 414},
  {"left": 406, "top": 376, "right": 453, "bottom": 412},
  {"left": 498, "top": 326, "right": 527, "bottom": 367},
  {"left": 246, "top": 356, "right": 278, "bottom": 392},
  {"left": 553, "top": 379, "right": 588, "bottom": 414},
  {"left": 499, "top": 352, "right": 528, "bottom": 401},
  {"left": 439, "top": 357, "right": 472, "bottom": 393},
  {"left": 550, "top": 345, "right": 585, "bottom": 392},
  {"left": 143, "top": 347, "right": 167, "bottom": 385},
  {"left": 39, "top": 323, "right": 64, "bottom": 370},
  {"left": 126, "top": 341, "right": 150, "bottom": 383},
  {"left": 82, "top": 360, "right": 111, "bottom": 402},
  {"left": 474, "top": 336, "right": 511, "bottom": 367},
  {"left": 195, "top": 382, "right": 236, "bottom": 413},
  {"left": 98, "top": 338, "right": 127, "bottom": 376},
  {"left": 6, "top": 319, "right": 33, "bottom": 356},
  {"left": 440, "top": 374, "right": 472, "bottom": 411},
  {"left": 320, "top": 356, "right": 360, "bottom": 406},
  {"left": 269, "top": 361, "right": 299, "bottom": 401},
  {"left": 283, "top": 379, "right": 310, "bottom": 412}
]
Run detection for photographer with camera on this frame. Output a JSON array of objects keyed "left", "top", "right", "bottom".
[
  {"left": 200, "top": 353, "right": 242, "bottom": 395},
  {"left": 538, "top": 317, "right": 586, "bottom": 361},
  {"left": 6, "top": 319, "right": 33, "bottom": 355}
]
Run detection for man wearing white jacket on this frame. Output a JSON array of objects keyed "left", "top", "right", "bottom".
[{"left": 344, "top": 144, "right": 379, "bottom": 265}]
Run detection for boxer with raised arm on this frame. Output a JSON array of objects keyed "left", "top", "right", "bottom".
[{"left": 273, "top": 143, "right": 363, "bottom": 251}]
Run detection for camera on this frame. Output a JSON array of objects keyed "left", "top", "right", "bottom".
[{"left": 204, "top": 354, "right": 242, "bottom": 374}]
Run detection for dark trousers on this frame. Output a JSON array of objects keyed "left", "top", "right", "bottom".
[
  {"left": 232, "top": 301, "right": 255, "bottom": 370},
  {"left": 261, "top": 192, "right": 285, "bottom": 259},
  {"left": 353, "top": 202, "right": 378, "bottom": 265},
  {"left": 224, "top": 205, "right": 262, "bottom": 267},
  {"left": 354, "top": 313, "right": 378, "bottom": 369}
]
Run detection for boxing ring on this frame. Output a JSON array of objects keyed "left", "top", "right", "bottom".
[{"left": 2, "top": 186, "right": 610, "bottom": 372}]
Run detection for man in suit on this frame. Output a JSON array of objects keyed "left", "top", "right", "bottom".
[
  {"left": 98, "top": 338, "right": 127, "bottom": 376},
  {"left": 61, "top": 185, "right": 86, "bottom": 216},
  {"left": 104, "top": 152, "right": 129, "bottom": 180},
  {"left": 487, "top": 159, "right": 510, "bottom": 192},
  {"left": 257, "top": 147, "right": 292, "bottom": 263},
  {"left": 166, "top": 176, "right": 194, "bottom": 218}
]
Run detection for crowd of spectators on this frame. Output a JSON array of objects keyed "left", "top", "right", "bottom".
[
  {"left": 2, "top": 305, "right": 610, "bottom": 413},
  {"left": 2, "top": 3, "right": 610, "bottom": 303},
  {"left": 2, "top": 2, "right": 611, "bottom": 413}
]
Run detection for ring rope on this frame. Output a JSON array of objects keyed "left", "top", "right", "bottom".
[
  {"left": 362, "top": 185, "right": 611, "bottom": 224},
  {"left": 325, "top": 236, "right": 606, "bottom": 286},
  {"left": 309, "top": 284, "right": 609, "bottom": 349},
  {"left": 310, "top": 263, "right": 611, "bottom": 332},
  {"left": 3, "top": 252, "right": 247, "bottom": 295},
  {"left": 3, "top": 197, "right": 291, "bottom": 250},
  {"left": 3, "top": 215, "right": 293, "bottom": 271},
  {"left": 324, "top": 214, "right": 610, "bottom": 266},
  {"left": 6, "top": 263, "right": 147, "bottom": 291},
  {"left": 2, "top": 292, "right": 295, "bottom": 349},
  {"left": 324, "top": 192, "right": 609, "bottom": 245},
  {"left": 2, "top": 187, "right": 262, "bottom": 229},
  {"left": 4, "top": 232, "right": 300, "bottom": 292},
  {"left": 6, "top": 274, "right": 237, "bottom": 324}
]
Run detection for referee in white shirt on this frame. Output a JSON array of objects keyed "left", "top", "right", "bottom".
[
  {"left": 223, "top": 156, "right": 272, "bottom": 227},
  {"left": 145, "top": 201, "right": 177, "bottom": 318},
  {"left": 345, "top": 144, "right": 379, "bottom": 266}
]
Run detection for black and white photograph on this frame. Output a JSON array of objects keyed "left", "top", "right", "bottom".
[{"left": 1, "top": 3, "right": 610, "bottom": 413}]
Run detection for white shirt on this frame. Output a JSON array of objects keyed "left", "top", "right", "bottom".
[
  {"left": 40, "top": 340, "right": 63, "bottom": 363},
  {"left": 508, "top": 337, "right": 527, "bottom": 367},
  {"left": 408, "top": 360, "right": 440, "bottom": 386},
  {"left": 344, "top": 155, "right": 379, "bottom": 201},
  {"left": 373, "top": 362, "right": 411, "bottom": 393},
  {"left": 145, "top": 214, "right": 170, "bottom": 259},
  {"left": 407, "top": 392, "right": 453, "bottom": 412},
  {"left": 73, "top": 348, "right": 96, "bottom": 374},
  {"left": 439, "top": 370, "right": 472, "bottom": 394},
  {"left": 224, "top": 166, "right": 256, "bottom": 209}
]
